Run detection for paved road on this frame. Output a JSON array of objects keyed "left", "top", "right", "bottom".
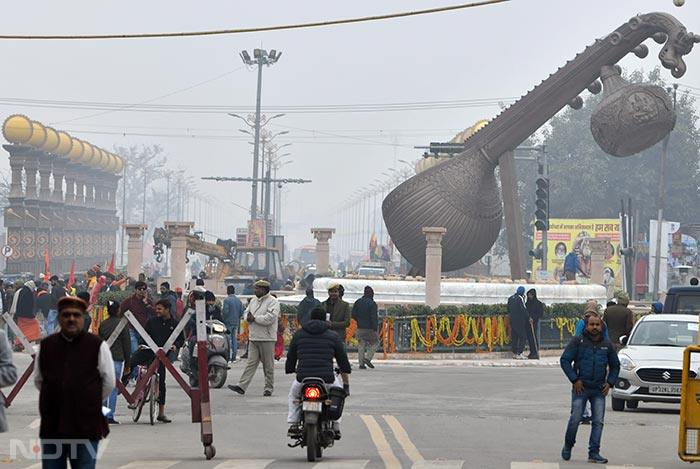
[{"left": 0, "top": 352, "right": 688, "bottom": 468}]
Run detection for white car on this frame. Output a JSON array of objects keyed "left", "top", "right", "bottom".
[{"left": 611, "top": 314, "right": 699, "bottom": 411}]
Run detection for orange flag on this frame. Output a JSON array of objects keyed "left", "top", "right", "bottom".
[
  {"left": 67, "top": 260, "right": 75, "bottom": 290},
  {"left": 108, "top": 254, "right": 115, "bottom": 274},
  {"left": 43, "top": 247, "right": 50, "bottom": 282}
]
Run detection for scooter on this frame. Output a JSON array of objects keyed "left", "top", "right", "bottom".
[
  {"left": 288, "top": 377, "right": 346, "bottom": 462},
  {"left": 179, "top": 319, "right": 230, "bottom": 388}
]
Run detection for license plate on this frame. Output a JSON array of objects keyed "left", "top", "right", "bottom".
[
  {"left": 649, "top": 385, "right": 681, "bottom": 394},
  {"left": 302, "top": 401, "right": 322, "bottom": 412}
]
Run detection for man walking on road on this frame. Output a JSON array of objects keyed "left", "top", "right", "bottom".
[
  {"left": 352, "top": 285, "right": 379, "bottom": 369},
  {"left": 603, "top": 291, "right": 633, "bottom": 352},
  {"left": 223, "top": 285, "right": 244, "bottom": 361},
  {"left": 35, "top": 296, "right": 115, "bottom": 468},
  {"left": 228, "top": 280, "right": 280, "bottom": 396},
  {"left": 560, "top": 314, "right": 620, "bottom": 464},
  {"left": 47, "top": 275, "right": 66, "bottom": 335},
  {"left": 296, "top": 287, "right": 319, "bottom": 327},
  {"left": 98, "top": 300, "right": 131, "bottom": 425}
]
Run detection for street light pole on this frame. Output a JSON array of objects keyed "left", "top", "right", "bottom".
[
  {"left": 653, "top": 83, "right": 678, "bottom": 299},
  {"left": 238, "top": 48, "right": 282, "bottom": 220}
]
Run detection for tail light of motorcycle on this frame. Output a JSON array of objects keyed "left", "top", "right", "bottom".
[
  {"left": 304, "top": 386, "right": 322, "bottom": 400},
  {"left": 211, "top": 337, "right": 225, "bottom": 348}
]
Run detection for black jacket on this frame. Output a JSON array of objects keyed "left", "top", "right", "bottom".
[
  {"left": 98, "top": 316, "right": 131, "bottom": 363},
  {"left": 526, "top": 290, "right": 544, "bottom": 322},
  {"left": 286, "top": 320, "right": 351, "bottom": 383},
  {"left": 352, "top": 295, "right": 378, "bottom": 330},
  {"left": 507, "top": 293, "right": 528, "bottom": 331},
  {"left": 15, "top": 285, "right": 36, "bottom": 319}
]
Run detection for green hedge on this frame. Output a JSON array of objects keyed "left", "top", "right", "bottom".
[
  {"left": 96, "top": 290, "right": 131, "bottom": 306},
  {"left": 280, "top": 302, "right": 587, "bottom": 319}
]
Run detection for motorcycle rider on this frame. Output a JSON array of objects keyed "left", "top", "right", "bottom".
[{"left": 285, "top": 305, "right": 352, "bottom": 438}]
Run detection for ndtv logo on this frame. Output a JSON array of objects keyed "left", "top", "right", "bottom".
[{"left": 9, "top": 439, "right": 110, "bottom": 460}]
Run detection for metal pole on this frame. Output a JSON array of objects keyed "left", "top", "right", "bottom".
[
  {"left": 652, "top": 85, "right": 677, "bottom": 300},
  {"left": 120, "top": 162, "right": 127, "bottom": 266},
  {"left": 142, "top": 166, "right": 147, "bottom": 224},
  {"left": 251, "top": 61, "right": 264, "bottom": 220}
]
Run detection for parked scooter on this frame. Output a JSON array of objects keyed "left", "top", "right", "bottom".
[
  {"left": 288, "top": 376, "right": 346, "bottom": 462},
  {"left": 179, "top": 319, "right": 230, "bottom": 388}
]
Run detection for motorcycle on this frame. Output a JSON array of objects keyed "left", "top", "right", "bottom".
[
  {"left": 179, "top": 319, "right": 230, "bottom": 389},
  {"left": 288, "top": 376, "right": 346, "bottom": 462}
]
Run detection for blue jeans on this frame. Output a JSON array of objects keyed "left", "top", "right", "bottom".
[
  {"left": 564, "top": 387, "right": 606, "bottom": 454},
  {"left": 41, "top": 439, "right": 99, "bottom": 469},
  {"left": 127, "top": 329, "right": 142, "bottom": 380},
  {"left": 47, "top": 309, "right": 58, "bottom": 335},
  {"left": 103, "top": 361, "right": 123, "bottom": 419}
]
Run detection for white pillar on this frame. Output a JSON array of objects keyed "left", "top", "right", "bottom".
[
  {"left": 165, "top": 221, "right": 194, "bottom": 292},
  {"left": 423, "top": 227, "right": 447, "bottom": 309},
  {"left": 124, "top": 224, "right": 147, "bottom": 280},
  {"left": 311, "top": 228, "right": 336, "bottom": 276}
]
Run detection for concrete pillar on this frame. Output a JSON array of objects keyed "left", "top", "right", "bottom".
[
  {"left": 165, "top": 221, "right": 194, "bottom": 292},
  {"left": 588, "top": 239, "right": 609, "bottom": 289},
  {"left": 311, "top": 228, "right": 335, "bottom": 276},
  {"left": 124, "top": 224, "right": 148, "bottom": 280},
  {"left": 423, "top": 227, "right": 447, "bottom": 309}
]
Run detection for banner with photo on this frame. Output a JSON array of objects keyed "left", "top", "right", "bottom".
[{"left": 531, "top": 218, "right": 621, "bottom": 286}]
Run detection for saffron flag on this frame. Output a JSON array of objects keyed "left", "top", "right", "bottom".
[
  {"left": 67, "top": 260, "right": 75, "bottom": 290},
  {"left": 43, "top": 247, "right": 50, "bottom": 282},
  {"left": 108, "top": 254, "right": 115, "bottom": 274}
]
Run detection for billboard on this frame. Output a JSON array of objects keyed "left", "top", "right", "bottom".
[{"left": 531, "top": 218, "right": 621, "bottom": 287}]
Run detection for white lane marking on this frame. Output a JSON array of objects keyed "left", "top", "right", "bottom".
[
  {"left": 21, "top": 464, "right": 42, "bottom": 469},
  {"left": 312, "top": 460, "right": 370, "bottom": 468},
  {"left": 28, "top": 418, "right": 41, "bottom": 429},
  {"left": 213, "top": 460, "right": 275, "bottom": 468},
  {"left": 116, "top": 462, "right": 179, "bottom": 469},
  {"left": 606, "top": 466, "right": 655, "bottom": 469},
  {"left": 361, "top": 414, "right": 402, "bottom": 469},
  {"left": 412, "top": 461, "right": 464, "bottom": 468},
  {"left": 383, "top": 415, "right": 423, "bottom": 463},
  {"left": 511, "top": 463, "right": 559, "bottom": 469}
]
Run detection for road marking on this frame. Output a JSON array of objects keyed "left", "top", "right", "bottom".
[
  {"left": 117, "top": 462, "right": 179, "bottom": 469},
  {"left": 383, "top": 415, "right": 423, "bottom": 463},
  {"left": 361, "top": 415, "right": 401, "bottom": 469},
  {"left": 312, "top": 460, "right": 370, "bottom": 468},
  {"left": 213, "top": 460, "right": 275, "bottom": 468},
  {"left": 21, "top": 464, "right": 41, "bottom": 469},
  {"left": 412, "top": 461, "right": 464, "bottom": 468},
  {"left": 607, "top": 466, "right": 655, "bottom": 469},
  {"left": 511, "top": 463, "right": 559, "bottom": 469},
  {"left": 28, "top": 419, "right": 40, "bottom": 429}
]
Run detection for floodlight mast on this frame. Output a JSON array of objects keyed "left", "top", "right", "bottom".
[{"left": 237, "top": 48, "right": 282, "bottom": 220}]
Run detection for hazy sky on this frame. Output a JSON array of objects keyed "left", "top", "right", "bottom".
[{"left": 2, "top": 0, "right": 699, "bottom": 257}]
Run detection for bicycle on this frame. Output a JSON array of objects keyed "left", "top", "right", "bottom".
[{"left": 129, "top": 351, "right": 160, "bottom": 425}]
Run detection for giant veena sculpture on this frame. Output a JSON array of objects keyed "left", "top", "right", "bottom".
[{"left": 382, "top": 12, "right": 699, "bottom": 272}]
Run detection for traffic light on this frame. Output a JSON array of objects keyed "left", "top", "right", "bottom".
[
  {"left": 534, "top": 177, "right": 549, "bottom": 231},
  {"left": 528, "top": 246, "right": 543, "bottom": 260}
]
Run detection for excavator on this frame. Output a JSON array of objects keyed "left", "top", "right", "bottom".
[{"left": 153, "top": 227, "right": 286, "bottom": 291}]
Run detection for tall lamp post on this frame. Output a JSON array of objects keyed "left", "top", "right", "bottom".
[{"left": 237, "top": 48, "right": 282, "bottom": 220}]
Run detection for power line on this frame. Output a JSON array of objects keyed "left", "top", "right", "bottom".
[
  {"left": 0, "top": 96, "right": 516, "bottom": 114},
  {"left": 0, "top": 0, "right": 510, "bottom": 40}
]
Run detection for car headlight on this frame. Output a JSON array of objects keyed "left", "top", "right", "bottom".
[{"left": 619, "top": 354, "right": 636, "bottom": 371}]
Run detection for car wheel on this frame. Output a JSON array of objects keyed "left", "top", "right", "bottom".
[
  {"left": 611, "top": 397, "right": 625, "bottom": 411},
  {"left": 626, "top": 400, "right": 638, "bottom": 409}
]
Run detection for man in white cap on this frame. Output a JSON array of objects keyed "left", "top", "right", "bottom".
[{"left": 228, "top": 280, "right": 280, "bottom": 396}]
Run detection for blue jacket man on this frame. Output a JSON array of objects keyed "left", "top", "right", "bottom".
[
  {"left": 222, "top": 285, "right": 244, "bottom": 361},
  {"left": 560, "top": 314, "right": 620, "bottom": 464},
  {"left": 564, "top": 252, "right": 586, "bottom": 281},
  {"left": 352, "top": 286, "right": 379, "bottom": 369}
]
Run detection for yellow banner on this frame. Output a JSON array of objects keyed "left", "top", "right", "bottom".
[{"left": 532, "top": 218, "right": 621, "bottom": 286}]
